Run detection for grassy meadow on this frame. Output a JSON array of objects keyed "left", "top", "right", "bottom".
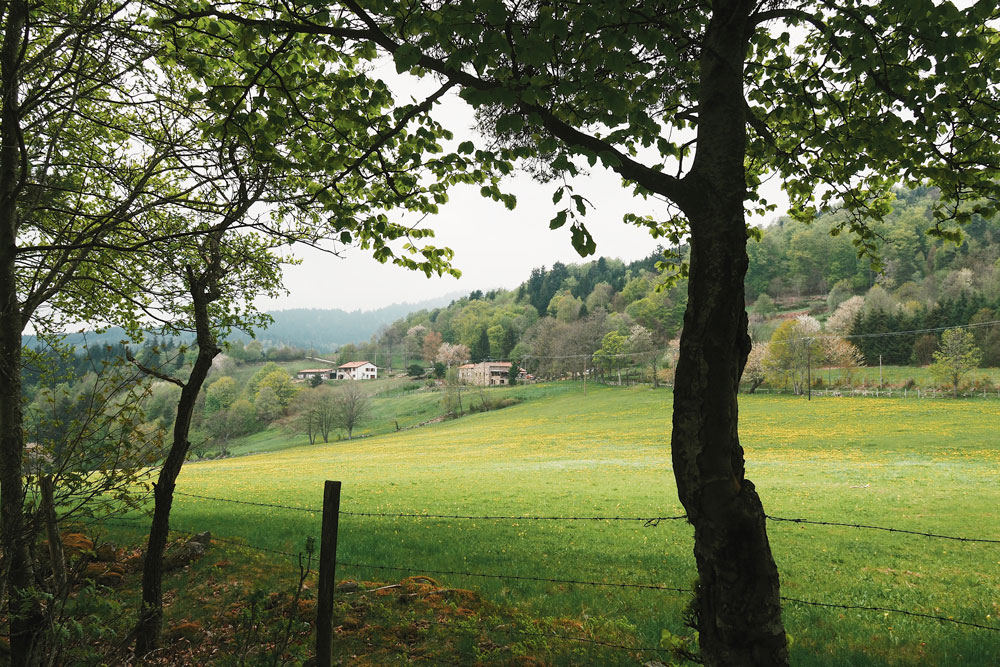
[{"left": 112, "top": 383, "right": 1000, "bottom": 665}]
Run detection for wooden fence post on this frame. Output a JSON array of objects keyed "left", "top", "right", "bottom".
[{"left": 316, "top": 480, "right": 341, "bottom": 667}]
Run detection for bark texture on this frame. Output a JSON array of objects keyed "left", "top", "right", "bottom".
[
  {"left": 1, "top": 2, "right": 45, "bottom": 663},
  {"left": 134, "top": 270, "right": 221, "bottom": 655},
  {"left": 669, "top": 2, "right": 789, "bottom": 664}
]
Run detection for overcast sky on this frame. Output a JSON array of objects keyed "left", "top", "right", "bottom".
[{"left": 259, "top": 80, "right": 789, "bottom": 314}]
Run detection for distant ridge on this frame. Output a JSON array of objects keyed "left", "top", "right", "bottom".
[{"left": 22, "top": 291, "right": 466, "bottom": 351}]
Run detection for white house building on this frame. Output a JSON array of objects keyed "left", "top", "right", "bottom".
[{"left": 336, "top": 361, "right": 378, "bottom": 380}]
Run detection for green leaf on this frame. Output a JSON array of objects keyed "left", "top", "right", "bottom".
[
  {"left": 550, "top": 210, "right": 568, "bottom": 229},
  {"left": 393, "top": 44, "right": 422, "bottom": 73},
  {"left": 495, "top": 114, "right": 525, "bottom": 134}
]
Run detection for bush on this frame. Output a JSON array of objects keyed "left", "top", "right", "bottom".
[{"left": 402, "top": 382, "right": 422, "bottom": 392}]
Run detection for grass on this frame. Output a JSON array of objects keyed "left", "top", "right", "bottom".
[
  {"left": 111, "top": 382, "right": 1000, "bottom": 665},
  {"left": 209, "top": 379, "right": 576, "bottom": 456}
]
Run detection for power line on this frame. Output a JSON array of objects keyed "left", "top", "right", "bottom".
[{"left": 764, "top": 318, "right": 1000, "bottom": 346}]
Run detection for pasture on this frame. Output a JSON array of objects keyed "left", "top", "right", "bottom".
[{"left": 118, "top": 384, "right": 1000, "bottom": 665}]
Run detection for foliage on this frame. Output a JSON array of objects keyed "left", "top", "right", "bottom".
[
  {"left": 930, "top": 328, "right": 982, "bottom": 397},
  {"left": 764, "top": 319, "right": 823, "bottom": 395},
  {"left": 743, "top": 343, "right": 768, "bottom": 394},
  {"left": 436, "top": 342, "right": 470, "bottom": 367}
]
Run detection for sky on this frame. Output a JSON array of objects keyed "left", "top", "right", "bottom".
[{"left": 258, "top": 80, "right": 789, "bottom": 314}]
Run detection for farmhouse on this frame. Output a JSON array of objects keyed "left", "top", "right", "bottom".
[
  {"left": 457, "top": 361, "right": 515, "bottom": 386},
  {"left": 296, "top": 368, "right": 336, "bottom": 381},
  {"left": 337, "top": 360, "right": 378, "bottom": 380}
]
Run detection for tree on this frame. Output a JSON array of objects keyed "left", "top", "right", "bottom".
[
  {"left": 930, "top": 328, "right": 982, "bottom": 398},
  {"left": 764, "top": 319, "right": 823, "bottom": 395},
  {"left": 423, "top": 330, "right": 444, "bottom": 362},
  {"left": 407, "top": 363, "right": 425, "bottom": 378},
  {"left": 204, "top": 376, "right": 238, "bottom": 415},
  {"left": 593, "top": 331, "right": 628, "bottom": 385},
  {"left": 827, "top": 296, "right": 865, "bottom": 336},
  {"left": 125, "top": 2, "right": 1000, "bottom": 663},
  {"left": 292, "top": 386, "right": 337, "bottom": 444},
  {"left": 754, "top": 294, "right": 776, "bottom": 319},
  {"left": 436, "top": 342, "right": 470, "bottom": 368},
  {"left": 257, "top": 369, "right": 296, "bottom": 411},
  {"left": 331, "top": 381, "right": 372, "bottom": 439},
  {"left": 743, "top": 343, "right": 768, "bottom": 394},
  {"left": 254, "top": 386, "right": 284, "bottom": 424}
]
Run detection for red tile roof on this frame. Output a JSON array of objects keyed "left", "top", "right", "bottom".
[{"left": 338, "top": 360, "right": 375, "bottom": 368}]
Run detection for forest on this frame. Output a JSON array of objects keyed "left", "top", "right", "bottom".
[{"left": 345, "top": 185, "right": 1000, "bottom": 378}]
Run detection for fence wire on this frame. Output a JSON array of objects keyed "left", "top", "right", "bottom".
[
  {"left": 766, "top": 515, "right": 1000, "bottom": 544},
  {"left": 104, "top": 518, "right": 1000, "bottom": 640},
  {"left": 339, "top": 560, "right": 690, "bottom": 593},
  {"left": 172, "top": 490, "right": 1000, "bottom": 543}
]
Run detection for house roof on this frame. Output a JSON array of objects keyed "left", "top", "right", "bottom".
[
  {"left": 298, "top": 368, "right": 335, "bottom": 374},
  {"left": 339, "top": 360, "right": 375, "bottom": 368},
  {"left": 457, "top": 363, "right": 476, "bottom": 369}
]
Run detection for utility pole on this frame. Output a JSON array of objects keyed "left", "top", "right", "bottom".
[
  {"left": 806, "top": 339, "right": 812, "bottom": 401},
  {"left": 879, "top": 354, "right": 883, "bottom": 389}
]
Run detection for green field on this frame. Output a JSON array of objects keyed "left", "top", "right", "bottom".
[{"left": 116, "top": 384, "right": 1000, "bottom": 665}]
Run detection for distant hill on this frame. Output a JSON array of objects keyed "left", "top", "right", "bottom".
[
  {"left": 23, "top": 292, "right": 465, "bottom": 351},
  {"left": 230, "top": 293, "right": 465, "bottom": 349}
]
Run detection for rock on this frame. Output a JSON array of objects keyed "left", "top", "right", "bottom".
[
  {"left": 163, "top": 532, "right": 211, "bottom": 571},
  {"left": 61, "top": 533, "right": 94, "bottom": 555},
  {"left": 335, "top": 580, "right": 360, "bottom": 593},
  {"left": 96, "top": 564, "right": 125, "bottom": 587},
  {"left": 82, "top": 562, "right": 126, "bottom": 587},
  {"left": 81, "top": 563, "right": 106, "bottom": 580},
  {"left": 95, "top": 543, "right": 117, "bottom": 562}
]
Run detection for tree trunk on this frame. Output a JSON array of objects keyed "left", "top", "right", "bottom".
[
  {"left": 0, "top": 261, "right": 42, "bottom": 667},
  {"left": 1, "top": 3, "right": 44, "bottom": 661},
  {"left": 670, "top": 2, "right": 788, "bottom": 665},
  {"left": 135, "top": 281, "right": 221, "bottom": 656},
  {"left": 40, "top": 476, "right": 67, "bottom": 596}
]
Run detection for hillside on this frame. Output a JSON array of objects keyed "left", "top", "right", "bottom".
[{"left": 348, "top": 185, "right": 1000, "bottom": 377}]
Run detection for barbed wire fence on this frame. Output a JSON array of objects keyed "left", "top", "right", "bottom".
[{"left": 101, "top": 485, "right": 1000, "bottom": 665}]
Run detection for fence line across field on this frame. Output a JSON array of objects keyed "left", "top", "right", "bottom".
[
  {"left": 107, "top": 516, "right": 1000, "bottom": 636},
  {"left": 171, "top": 490, "right": 1000, "bottom": 544},
  {"left": 103, "top": 475, "right": 1000, "bottom": 667}
]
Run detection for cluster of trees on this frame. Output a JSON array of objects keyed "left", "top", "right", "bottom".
[
  {"left": 746, "top": 186, "right": 1000, "bottom": 302},
  {"left": 291, "top": 381, "right": 372, "bottom": 442},
  {"left": 359, "top": 250, "right": 686, "bottom": 381}
]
